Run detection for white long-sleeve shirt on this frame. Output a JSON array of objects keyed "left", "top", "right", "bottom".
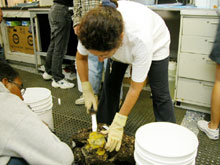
[
  {"left": 0, "top": 82, "right": 74, "bottom": 165},
  {"left": 78, "top": 1, "right": 170, "bottom": 83}
]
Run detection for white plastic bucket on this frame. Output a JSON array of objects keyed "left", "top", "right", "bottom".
[
  {"left": 23, "top": 87, "right": 54, "bottom": 131},
  {"left": 134, "top": 151, "right": 195, "bottom": 165},
  {"left": 135, "top": 122, "right": 199, "bottom": 165},
  {"left": 134, "top": 144, "right": 197, "bottom": 165},
  {"left": 35, "top": 109, "right": 54, "bottom": 131}
]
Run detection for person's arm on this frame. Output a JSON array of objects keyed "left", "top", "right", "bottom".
[
  {"left": 76, "top": 51, "right": 88, "bottom": 82},
  {"left": 119, "top": 80, "right": 145, "bottom": 116},
  {"left": 76, "top": 51, "right": 98, "bottom": 111},
  {"left": 104, "top": 80, "right": 145, "bottom": 152},
  {"left": 105, "top": 40, "right": 152, "bottom": 152},
  {"left": 7, "top": 107, "right": 74, "bottom": 165}
]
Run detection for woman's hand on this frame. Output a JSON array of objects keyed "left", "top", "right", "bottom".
[
  {"left": 82, "top": 81, "right": 98, "bottom": 113},
  {"left": 103, "top": 113, "right": 127, "bottom": 152}
]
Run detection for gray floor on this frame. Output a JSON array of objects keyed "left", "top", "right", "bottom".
[{"left": 12, "top": 63, "right": 220, "bottom": 165}]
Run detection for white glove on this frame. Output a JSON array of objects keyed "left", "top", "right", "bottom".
[
  {"left": 103, "top": 113, "right": 128, "bottom": 152},
  {"left": 82, "top": 81, "right": 98, "bottom": 113}
]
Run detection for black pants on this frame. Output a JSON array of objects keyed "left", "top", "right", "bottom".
[
  {"left": 97, "top": 58, "right": 176, "bottom": 125},
  {"left": 45, "top": 3, "right": 72, "bottom": 81},
  {"left": 148, "top": 58, "right": 176, "bottom": 123},
  {"left": 97, "top": 59, "right": 128, "bottom": 125}
]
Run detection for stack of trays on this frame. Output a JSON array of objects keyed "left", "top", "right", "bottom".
[
  {"left": 135, "top": 122, "right": 199, "bottom": 165},
  {"left": 23, "top": 87, "right": 54, "bottom": 131}
]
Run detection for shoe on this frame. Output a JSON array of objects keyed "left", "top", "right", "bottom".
[
  {"left": 52, "top": 79, "right": 75, "bottom": 89},
  {"left": 75, "top": 95, "right": 85, "bottom": 105},
  {"left": 197, "top": 120, "right": 219, "bottom": 140},
  {"left": 42, "top": 72, "right": 52, "bottom": 80}
]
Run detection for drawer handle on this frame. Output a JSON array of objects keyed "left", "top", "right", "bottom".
[
  {"left": 205, "top": 39, "right": 215, "bottom": 43},
  {"left": 210, "top": 21, "right": 219, "bottom": 25},
  {"left": 206, "top": 59, "right": 216, "bottom": 65},
  {"left": 202, "top": 83, "right": 213, "bottom": 88}
]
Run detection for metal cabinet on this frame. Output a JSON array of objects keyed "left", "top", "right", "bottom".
[{"left": 175, "top": 9, "right": 219, "bottom": 113}]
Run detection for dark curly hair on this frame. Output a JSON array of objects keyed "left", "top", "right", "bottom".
[
  {"left": 0, "top": 61, "right": 19, "bottom": 81},
  {"left": 78, "top": 1, "right": 123, "bottom": 51}
]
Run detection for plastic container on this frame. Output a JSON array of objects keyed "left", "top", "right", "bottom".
[
  {"left": 134, "top": 150, "right": 196, "bottom": 165},
  {"left": 135, "top": 122, "right": 199, "bottom": 165},
  {"left": 135, "top": 142, "right": 197, "bottom": 165},
  {"left": 23, "top": 87, "right": 54, "bottom": 131},
  {"left": 35, "top": 109, "right": 54, "bottom": 131}
]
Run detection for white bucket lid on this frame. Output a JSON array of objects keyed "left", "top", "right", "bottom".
[
  {"left": 23, "top": 87, "right": 51, "bottom": 104},
  {"left": 135, "top": 122, "right": 199, "bottom": 159}
]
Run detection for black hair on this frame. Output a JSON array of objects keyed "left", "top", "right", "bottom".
[
  {"left": 78, "top": 1, "right": 123, "bottom": 51},
  {"left": 0, "top": 61, "right": 19, "bottom": 81}
]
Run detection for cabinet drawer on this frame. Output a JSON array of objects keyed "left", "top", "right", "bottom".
[
  {"left": 181, "top": 36, "right": 215, "bottom": 54},
  {"left": 182, "top": 18, "right": 219, "bottom": 37},
  {"left": 178, "top": 53, "right": 216, "bottom": 82},
  {"left": 176, "top": 78, "right": 213, "bottom": 106}
]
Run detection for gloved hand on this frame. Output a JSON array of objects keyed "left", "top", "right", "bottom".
[
  {"left": 82, "top": 81, "right": 98, "bottom": 113},
  {"left": 103, "top": 113, "right": 128, "bottom": 152}
]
